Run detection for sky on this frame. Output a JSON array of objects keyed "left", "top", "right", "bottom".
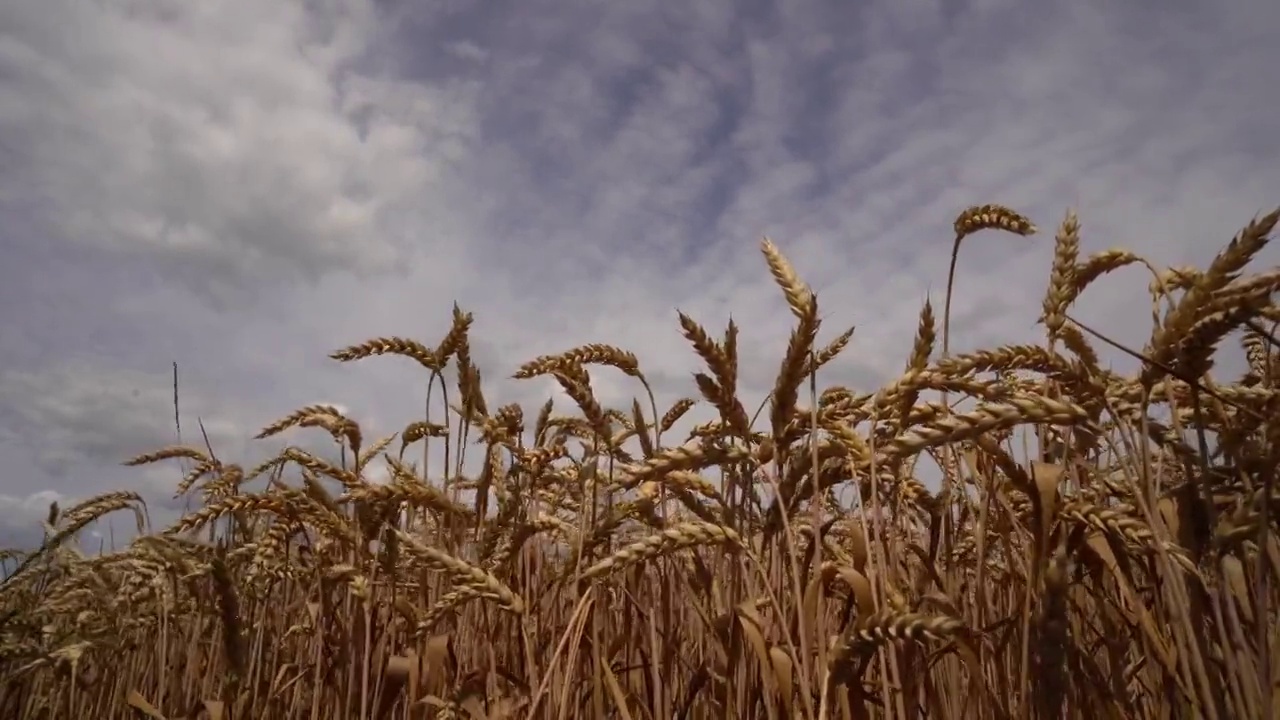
[{"left": 0, "top": 0, "right": 1277, "bottom": 550}]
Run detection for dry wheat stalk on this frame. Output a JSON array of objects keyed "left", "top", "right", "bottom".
[{"left": 4, "top": 205, "right": 1277, "bottom": 720}]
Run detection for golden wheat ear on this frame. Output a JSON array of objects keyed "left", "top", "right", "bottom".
[{"left": 11, "top": 209, "right": 1280, "bottom": 720}]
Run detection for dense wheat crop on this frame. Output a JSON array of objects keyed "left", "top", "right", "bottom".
[{"left": 2, "top": 204, "right": 1279, "bottom": 719}]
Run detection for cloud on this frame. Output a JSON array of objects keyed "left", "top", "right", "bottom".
[
  {"left": 0, "top": 362, "right": 235, "bottom": 472},
  {"left": 0, "top": 0, "right": 483, "bottom": 302},
  {"left": 0, "top": 490, "right": 60, "bottom": 550},
  {"left": 1, "top": 0, "right": 1277, "bottom": 547}
]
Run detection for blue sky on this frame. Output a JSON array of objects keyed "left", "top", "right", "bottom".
[{"left": 0, "top": 0, "right": 1278, "bottom": 548}]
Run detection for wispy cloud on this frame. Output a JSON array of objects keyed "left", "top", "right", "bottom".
[{"left": 1, "top": 0, "right": 1277, "bottom": 546}]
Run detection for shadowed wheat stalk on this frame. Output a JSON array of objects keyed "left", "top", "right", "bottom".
[{"left": 1, "top": 204, "right": 1278, "bottom": 720}]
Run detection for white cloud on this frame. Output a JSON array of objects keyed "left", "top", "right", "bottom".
[
  {"left": 0, "top": 0, "right": 1277, "bottom": 546},
  {"left": 0, "top": 490, "right": 61, "bottom": 548},
  {"left": 0, "top": 0, "right": 482, "bottom": 301},
  {"left": 0, "top": 361, "right": 250, "bottom": 474}
]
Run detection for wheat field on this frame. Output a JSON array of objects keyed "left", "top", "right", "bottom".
[{"left": 1, "top": 203, "right": 1278, "bottom": 719}]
